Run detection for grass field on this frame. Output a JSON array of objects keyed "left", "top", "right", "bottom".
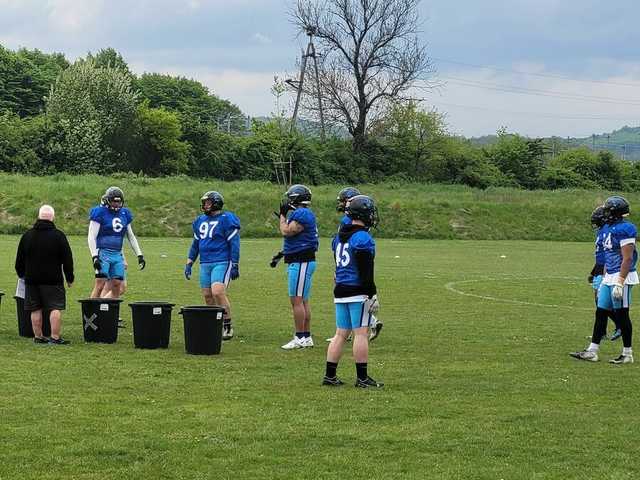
[{"left": 0, "top": 236, "right": 638, "bottom": 480}]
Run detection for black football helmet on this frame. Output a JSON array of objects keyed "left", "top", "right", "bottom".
[
  {"left": 104, "top": 186, "right": 124, "bottom": 211},
  {"left": 336, "top": 187, "right": 360, "bottom": 212},
  {"left": 591, "top": 206, "right": 606, "bottom": 229},
  {"left": 603, "top": 195, "right": 630, "bottom": 223},
  {"left": 286, "top": 184, "right": 312, "bottom": 206},
  {"left": 201, "top": 191, "right": 224, "bottom": 214},
  {"left": 346, "top": 195, "right": 379, "bottom": 228},
  {"left": 100, "top": 194, "right": 108, "bottom": 206}
]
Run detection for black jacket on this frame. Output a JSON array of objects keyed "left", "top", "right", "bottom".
[
  {"left": 334, "top": 224, "right": 377, "bottom": 299},
  {"left": 15, "top": 220, "right": 74, "bottom": 285}
]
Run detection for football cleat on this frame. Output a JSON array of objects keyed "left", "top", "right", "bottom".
[
  {"left": 33, "top": 336, "right": 49, "bottom": 344},
  {"left": 48, "top": 337, "right": 70, "bottom": 345},
  {"left": 222, "top": 324, "right": 234, "bottom": 341},
  {"left": 281, "top": 337, "right": 306, "bottom": 350},
  {"left": 355, "top": 376, "right": 384, "bottom": 388},
  {"left": 303, "top": 336, "right": 314, "bottom": 348},
  {"left": 369, "top": 320, "right": 383, "bottom": 342},
  {"left": 610, "top": 329, "right": 622, "bottom": 341},
  {"left": 609, "top": 354, "right": 634, "bottom": 364},
  {"left": 322, "top": 376, "right": 344, "bottom": 386},
  {"left": 569, "top": 350, "right": 599, "bottom": 362}
]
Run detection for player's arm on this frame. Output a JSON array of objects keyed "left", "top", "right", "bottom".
[
  {"left": 88, "top": 220, "right": 100, "bottom": 257},
  {"left": 354, "top": 249, "right": 377, "bottom": 298},
  {"left": 280, "top": 219, "right": 303, "bottom": 237},
  {"left": 618, "top": 242, "right": 635, "bottom": 281},
  {"left": 126, "top": 225, "right": 146, "bottom": 270}
]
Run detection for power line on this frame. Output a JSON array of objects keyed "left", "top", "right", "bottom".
[
  {"left": 433, "top": 57, "right": 640, "bottom": 88},
  {"left": 439, "top": 76, "right": 640, "bottom": 106}
]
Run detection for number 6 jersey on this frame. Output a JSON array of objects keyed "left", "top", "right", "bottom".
[
  {"left": 188, "top": 211, "right": 241, "bottom": 264},
  {"left": 89, "top": 205, "right": 133, "bottom": 251}
]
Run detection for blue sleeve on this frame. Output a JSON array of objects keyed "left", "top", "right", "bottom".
[
  {"left": 125, "top": 208, "right": 133, "bottom": 224},
  {"left": 188, "top": 219, "right": 199, "bottom": 262},
  {"left": 229, "top": 233, "right": 240, "bottom": 264},
  {"left": 351, "top": 232, "right": 375, "bottom": 253},
  {"left": 289, "top": 208, "right": 309, "bottom": 228},
  {"left": 623, "top": 223, "right": 637, "bottom": 240},
  {"left": 223, "top": 213, "right": 241, "bottom": 264},
  {"left": 89, "top": 207, "right": 102, "bottom": 222}
]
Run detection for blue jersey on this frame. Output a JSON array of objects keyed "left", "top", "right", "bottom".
[
  {"left": 283, "top": 207, "right": 319, "bottom": 255},
  {"left": 603, "top": 220, "right": 637, "bottom": 275},
  {"left": 188, "top": 211, "right": 241, "bottom": 264},
  {"left": 89, "top": 205, "right": 133, "bottom": 251},
  {"left": 594, "top": 225, "right": 607, "bottom": 265},
  {"left": 332, "top": 230, "right": 376, "bottom": 286}
]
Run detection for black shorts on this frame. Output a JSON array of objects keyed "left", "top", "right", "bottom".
[{"left": 24, "top": 284, "right": 66, "bottom": 311}]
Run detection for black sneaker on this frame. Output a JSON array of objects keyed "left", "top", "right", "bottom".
[
  {"left": 355, "top": 376, "right": 384, "bottom": 388},
  {"left": 117, "top": 319, "right": 126, "bottom": 329},
  {"left": 222, "top": 324, "right": 234, "bottom": 341},
  {"left": 322, "top": 376, "right": 344, "bottom": 386},
  {"left": 33, "top": 336, "right": 49, "bottom": 344},
  {"left": 49, "top": 337, "right": 70, "bottom": 345}
]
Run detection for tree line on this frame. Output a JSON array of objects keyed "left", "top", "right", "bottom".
[{"left": 0, "top": 44, "right": 638, "bottom": 190}]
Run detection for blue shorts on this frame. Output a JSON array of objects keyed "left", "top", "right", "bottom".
[
  {"left": 287, "top": 261, "right": 316, "bottom": 299},
  {"left": 592, "top": 275, "right": 603, "bottom": 291},
  {"left": 98, "top": 249, "right": 125, "bottom": 280},
  {"left": 335, "top": 300, "right": 372, "bottom": 330},
  {"left": 597, "top": 283, "right": 633, "bottom": 310},
  {"left": 200, "top": 261, "right": 232, "bottom": 289}
]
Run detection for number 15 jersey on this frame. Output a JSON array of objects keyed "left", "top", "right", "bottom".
[{"left": 89, "top": 205, "right": 133, "bottom": 251}]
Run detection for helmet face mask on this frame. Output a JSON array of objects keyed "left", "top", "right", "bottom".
[
  {"left": 201, "top": 191, "right": 224, "bottom": 215},
  {"left": 286, "top": 184, "right": 312, "bottom": 207},
  {"left": 346, "top": 195, "right": 379, "bottom": 229},
  {"left": 104, "top": 187, "right": 124, "bottom": 211},
  {"left": 603, "top": 195, "right": 630, "bottom": 224},
  {"left": 591, "top": 206, "right": 606, "bottom": 229},
  {"left": 336, "top": 187, "right": 360, "bottom": 212}
]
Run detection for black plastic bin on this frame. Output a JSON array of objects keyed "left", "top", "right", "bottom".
[
  {"left": 15, "top": 296, "right": 52, "bottom": 338},
  {"left": 79, "top": 299, "right": 122, "bottom": 343},
  {"left": 180, "top": 305, "right": 225, "bottom": 355},
  {"left": 129, "top": 302, "right": 175, "bottom": 349}
]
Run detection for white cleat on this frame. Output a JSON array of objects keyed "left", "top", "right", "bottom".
[
  {"left": 303, "top": 337, "right": 314, "bottom": 348},
  {"left": 569, "top": 350, "right": 599, "bottom": 362},
  {"left": 609, "top": 354, "right": 634, "bottom": 365},
  {"left": 281, "top": 337, "right": 305, "bottom": 350}
]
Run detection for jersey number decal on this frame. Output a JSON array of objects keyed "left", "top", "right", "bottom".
[
  {"left": 199, "top": 221, "right": 219, "bottom": 239},
  {"left": 335, "top": 242, "right": 351, "bottom": 267},
  {"left": 603, "top": 233, "right": 613, "bottom": 250},
  {"left": 112, "top": 217, "right": 124, "bottom": 233}
]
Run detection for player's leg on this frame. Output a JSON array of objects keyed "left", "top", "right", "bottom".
[
  {"left": 571, "top": 284, "right": 613, "bottom": 361},
  {"left": 199, "top": 263, "right": 215, "bottom": 305},
  {"left": 91, "top": 249, "right": 111, "bottom": 298},
  {"left": 110, "top": 279, "right": 123, "bottom": 299},
  {"left": 610, "top": 285, "right": 634, "bottom": 364},
  {"left": 25, "top": 284, "right": 47, "bottom": 342},
  {"left": 282, "top": 263, "right": 308, "bottom": 349},
  {"left": 323, "top": 302, "right": 351, "bottom": 386},
  {"left": 210, "top": 262, "right": 234, "bottom": 340},
  {"left": 351, "top": 301, "right": 383, "bottom": 388},
  {"left": 91, "top": 278, "right": 107, "bottom": 298},
  {"left": 300, "top": 261, "right": 316, "bottom": 346}
]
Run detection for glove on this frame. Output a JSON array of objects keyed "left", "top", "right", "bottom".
[
  {"left": 270, "top": 251, "right": 284, "bottom": 268},
  {"left": 612, "top": 279, "right": 624, "bottom": 301},
  {"left": 368, "top": 295, "right": 380, "bottom": 314},
  {"left": 92, "top": 255, "right": 102, "bottom": 272},
  {"left": 279, "top": 200, "right": 292, "bottom": 217},
  {"left": 138, "top": 255, "right": 146, "bottom": 270},
  {"left": 588, "top": 275, "right": 594, "bottom": 284},
  {"left": 230, "top": 263, "right": 239, "bottom": 280},
  {"left": 184, "top": 263, "right": 192, "bottom": 280}
]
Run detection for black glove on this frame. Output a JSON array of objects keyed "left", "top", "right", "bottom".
[
  {"left": 230, "top": 263, "right": 239, "bottom": 280},
  {"left": 279, "top": 200, "right": 292, "bottom": 217},
  {"left": 270, "top": 251, "right": 284, "bottom": 268},
  {"left": 138, "top": 255, "right": 146, "bottom": 270},
  {"left": 588, "top": 275, "right": 594, "bottom": 284},
  {"left": 92, "top": 255, "right": 101, "bottom": 271}
]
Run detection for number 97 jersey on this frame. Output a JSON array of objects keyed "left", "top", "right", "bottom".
[{"left": 89, "top": 205, "right": 133, "bottom": 251}]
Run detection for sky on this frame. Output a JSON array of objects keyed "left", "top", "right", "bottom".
[{"left": 1, "top": 0, "right": 639, "bottom": 138}]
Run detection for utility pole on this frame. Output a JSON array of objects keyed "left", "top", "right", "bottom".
[{"left": 286, "top": 26, "right": 326, "bottom": 140}]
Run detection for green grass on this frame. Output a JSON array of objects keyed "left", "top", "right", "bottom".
[
  {"left": 0, "top": 236, "right": 638, "bottom": 479},
  {"left": 0, "top": 173, "right": 633, "bottom": 240}
]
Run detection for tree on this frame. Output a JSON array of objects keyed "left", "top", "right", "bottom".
[
  {"left": 291, "top": 0, "right": 432, "bottom": 150},
  {"left": 483, "top": 131, "right": 545, "bottom": 189},
  {"left": 87, "top": 48, "right": 133, "bottom": 77}
]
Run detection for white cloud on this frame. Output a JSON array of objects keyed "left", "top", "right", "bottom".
[
  {"left": 252, "top": 32, "right": 272, "bottom": 45},
  {"left": 46, "top": 0, "right": 105, "bottom": 32}
]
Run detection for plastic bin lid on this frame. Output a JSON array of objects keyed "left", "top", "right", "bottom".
[
  {"left": 179, "top": 305, "right": 226, "bottom": 312},
  {"left": 78, "top": 298, "right": 123, "bottom": 304},
  {"left": 128, "top": 301, "right": 175, "bottom": 307}
]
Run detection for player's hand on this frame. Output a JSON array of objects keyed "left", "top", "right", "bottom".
[
  {"left": 92, "top": 255, "right": 101, "bottom": 272},
  {"left": 368, "top": 295, "right": 380, "bottom": 314},
  {"left": 588, "top": 275, "right": 594, "bottom": 284},
  {"left": 184, "top": 263, "right": 192, "bottom": 280},
  {"left": 138, "top": 255, "right": 146, "bottom": 270},
  {"left": 230, "top": 263, "right": 240, "bottom": 280},
  {"left": 270, "top": 251, "right": 284, "bottom": 268},
  {"left": 612, "top": 279, "right": 624, "bottom": 300},
  {"left": 279, "top": 200, "right": 292, "bottom": 217}
]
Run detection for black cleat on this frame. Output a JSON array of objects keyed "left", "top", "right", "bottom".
[
  {"left": 48, "top": 337, "right": 70, "bottom": 345},
  {"left": 34, "top": 336, "right": 49, "bottom": 344},
  {"left": 222, "top": 324, "right": 234, "bottom": 341},
  {"left": 322, "top": 376, "right": 345, "bottom": 386},
  {"left": 355, "top": 376, "right": 384, "bottom": 388}
]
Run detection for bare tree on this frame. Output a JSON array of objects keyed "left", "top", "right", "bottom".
[{"left": 291, "top": 0, "right": 433, "bottom": 150}]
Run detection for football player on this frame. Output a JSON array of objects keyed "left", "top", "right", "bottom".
[
  {"left": 571, "top": 196, "right": 636, "bottom": 364},
  {"left": 588, "top": 205, "right": 620, "bottom": 340},
  {"left": 184, "top": 191, "right": 240, "bottom": 341},
  {"left": 279, "top": 184, "right": 319, "bottom": 349},
  {"left": 323, "top": 195, "right": 383, "bottom": 388},
  {"left": 88, "top": 187, "right": 145, "bottom": 301}
]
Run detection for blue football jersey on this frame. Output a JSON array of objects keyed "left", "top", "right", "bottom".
[
  {"left": 594, "top": 225, "right": 607, "bottom": 265},
  {"left": 332, "top": 230, "right": 376, "bottom": 286},
  {"left": 339, "top": 215, "right": 351, "bottom": 228},
  {"left": 603, "top": 220, "right": 637, "bottom": 274},
  {"left": 188, "top": 211, "right": 241, "bottom": 263},
  {"left": 283, "top": 207, "right": 319, "bottom": 255},
  {"left": 89, "top": 205, "right": 133, "bottom": 251}
]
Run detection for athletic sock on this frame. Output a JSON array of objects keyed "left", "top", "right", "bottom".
[
  {"left": 303, "top": 331, "right": 310, "bottom": 338},
  {"left": 356, "top": 362, "right": 368, "bottom": 380},
  {"left": 223, "top": 318, "right": 232, "bottom": 327},
  {"left": 588, "top": 343, "right": 600, "bottom": 352},
  {"left": 295, "top": 332, "right": 304, "bottom": 339},
  {"left": 623, "top": 347, "right": 633, "bottom": 356},
  {"left": 325, "top": 361, "right": 338, "bottom": 378}
]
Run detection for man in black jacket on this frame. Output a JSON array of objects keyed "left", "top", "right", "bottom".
[{"left": 15, "top": 205, "right": 74, "bottom": 344}]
